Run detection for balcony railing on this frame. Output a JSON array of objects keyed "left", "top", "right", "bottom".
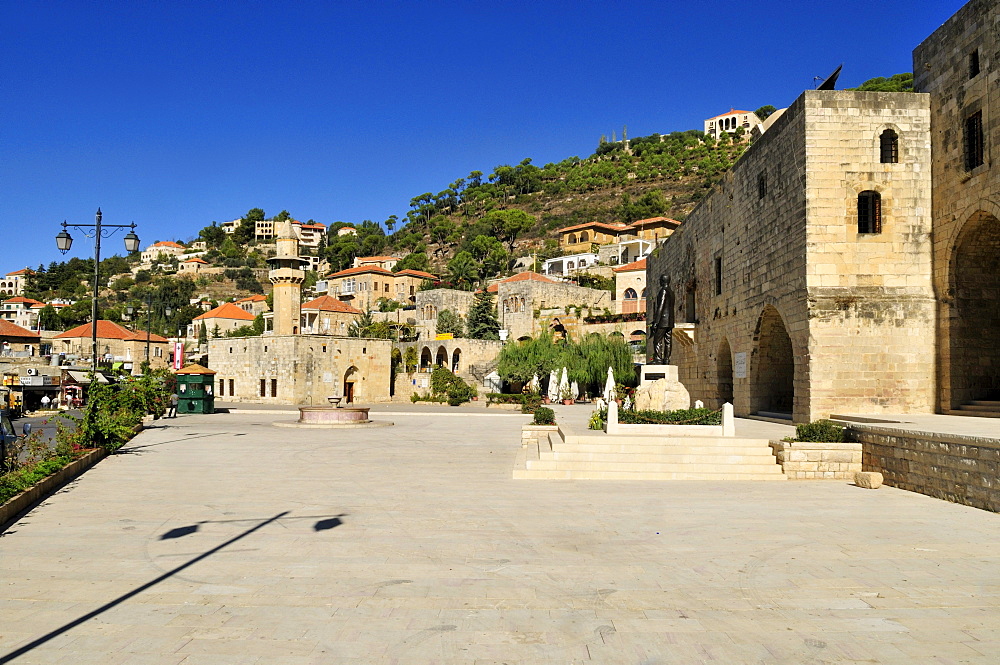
[{"left": 621, "top": 300, "right": 646, "bottom": 314}]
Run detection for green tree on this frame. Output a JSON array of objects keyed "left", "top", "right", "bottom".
[
  {"left": 482, "top": 209, "right": 536, "bottom": 253},
  {"left": 393, "top": 252, "right": 430, "bottom": 273},
  {"left": 848, "top": 73, "right": 914, "bottom": 92},
  {"left": 447, "top": 251, "right": 480, "bottom": 290},
  {"left": 198, "top": 322, "right": 208, "bottom": 346},
  {"left": 436, "top": 309, "right": 465, "bottom": 337},
  {"left": 754, "top": 105, "right": 777, "bottom": 120},
  {"left": 234, "top": 208, "right": 264, "bottom": 245},
  {"left": 403, "top": 346, "right": 418, "bottom": 372},
  {"left": 198, "top": 222, "right": 226, "bottom": 248},
  {"left": 466, "top": 291, "right": 500, "bottom": 340},
  {"left": 37, "top": 305, "right": 62, "bottom": 331}
]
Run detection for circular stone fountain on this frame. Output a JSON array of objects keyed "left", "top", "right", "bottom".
[{"left": 273, "top": 399, "right": 393, "bottom": 429}]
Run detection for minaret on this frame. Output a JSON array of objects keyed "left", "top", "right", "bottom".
[{"left": 267, "top": 221, "right": 306, "bottom": 335}]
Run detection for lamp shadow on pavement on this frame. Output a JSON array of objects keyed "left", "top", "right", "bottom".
[{"left": 1, "top": 510, "right": 347, "bottom": 663}]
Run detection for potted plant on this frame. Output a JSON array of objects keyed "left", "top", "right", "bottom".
[{"left": 560, "top": 385, "right": 574, "bottom": 406}]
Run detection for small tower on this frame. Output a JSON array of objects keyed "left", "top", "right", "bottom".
[{"left": 268, "top": 221, "right": 307, "bottom": 335}]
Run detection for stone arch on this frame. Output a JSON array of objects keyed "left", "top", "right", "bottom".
[
  {"left": 609, "top": 331, "right": 624, "bottom": 339},
  {"left": 750, "top": 305, "right": 794, "bottom": 416},
  {"left": 343, "top": 365, "right": 359, "bottom": 403},
  {"left": 624, "top": 288, "right": 638, "bottom": 300},
  {"left": 946, "top": 210, "right": 1000, "bottom": 407},
  {"left": 568, "top": 233, "right": 577, "bottom": 244},
  {"left": 517, "top": 335, "right": 532, "bottom": 342},
  {"left": 580, "top": 231, "right": 589, "bottom": 242},
  {"left": 451, "top": 348, "right": 461, "bottom": 373},
  {"left": 435, "top": 345, "right": 448, "bottom": 367},
  {"left": 420, "top": 346, "right": 432, "bottom": 371},
  {"left": 717, "top": 337, "right": 734, "bottom": 406}
]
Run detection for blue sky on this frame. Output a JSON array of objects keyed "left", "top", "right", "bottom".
[{"left": 2, "top": 0, "right": 964, "bottom": 273}]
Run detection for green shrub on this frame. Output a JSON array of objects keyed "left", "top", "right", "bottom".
[
  {"left": 794, "top": 420, "right": 846, "bottom": 442},
  {"left": 429, "top": 366, "right": 476, "bottom": 405},
  {"left": 588, "top": 410, "right": 605, "bottom": 430},
  {"left": 619, "top": 407, "right": 722, "bottom": 426},
  {"left": 533, "top": 407, "right": 555, "bottom": 425}
]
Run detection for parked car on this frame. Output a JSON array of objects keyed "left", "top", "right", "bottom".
[{"left": 0, "top": 410, "right": 31, "bottom": 474}]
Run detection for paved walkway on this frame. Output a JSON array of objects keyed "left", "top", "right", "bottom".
[{"left": 1, "top": 410, "right": 998, "bottom": 664}]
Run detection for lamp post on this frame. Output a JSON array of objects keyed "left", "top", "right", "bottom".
[{"left": 56, "top": 209, "right": 140, "bottom": 368}]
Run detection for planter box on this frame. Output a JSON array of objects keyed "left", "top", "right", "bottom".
[
  {"left": 1, "top": 448, "right": 108, "bottom": 532},
  {"left": 768, "top": 440, "right": 862, "bottom": 479},
  {"left": 605, "top": 401, "right": 735, "bottom": 437}
]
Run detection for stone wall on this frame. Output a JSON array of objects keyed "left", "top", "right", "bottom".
[
  {"left": 768, "top": 440, "right": 863, "bottom": 480},
  {"left": 914, "top": 0, "right": 1000, "bottom": 410},
  {"left": 499, "top": 281, "right": 611, "bottom": 340},
  {"left": 208, "top": 335, "right": 392, "bottom": 405},
  {"left": 396, "top": 338, "right": 504, "bottom": 391},
  {"left": 850, "top": 424, "right": 1000, "bottom": 513},
  {"left": 414, "top": 289, "right": 476, "bottom": 340},
  {"left": 647, "top": 90, "right": 934, "bottom": 422}
]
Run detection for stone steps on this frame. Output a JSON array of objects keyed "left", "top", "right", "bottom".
[
  {"left": 947, "top": 402, "right": 1000, "bottom": 418},
  {"left": 513, "top": 469, "right": 787, "bottom": 480},
  {"left": 515, "top": 431, "right": 786, "bottom": 481}
]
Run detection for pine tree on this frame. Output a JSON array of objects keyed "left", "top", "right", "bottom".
[{"left": 467, "top": 292, "right": 501, "bottom": 340}]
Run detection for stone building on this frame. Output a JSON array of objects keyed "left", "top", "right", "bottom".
[
  {"left": 613, "top": 258, "right": 647, "bottom": 314},
  {"left": 0, "top": 321, "right": 41, "bottom": 358},
  {"left": 703, "top": 109, "right": 762, "bottom": 140},
  {"left": 190, "top": 302, "right": 256, "bottom": 337},
  {"left": 139, "top": 241, "right": 186, "bottom": 265},
  {"left": 300, "top": 295, "right": 362, "bottom": 335},
  {"left": 394, "top": 338, "right": 505, "bottom": 399},
  {"left": 647, "top": 88, "right": 933, "bottom": 422},
  {"left": 414, "top": 288, "right": 477, "bottom": 340},
  {"left": 54, "top": 320, "right": 169, "bottom": 370},
  {"left": 492, "top": 272, "right": 612, "bottom": 340},
  {"left": 913, "top": 0, "right": 1000, "bottom": 412},
  {"left": 0, "top": 268, "right": 31, "bottom": 297},
  {"left": 209, "top": 335, "right": 392, "bottom": 404}
]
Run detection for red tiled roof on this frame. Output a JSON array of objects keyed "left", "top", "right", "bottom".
[
  {"left": 613, "top": 258, "right": 647, "bottom": 273},
  {"left": 148, "top": 241, "right": 185, "bottom": 249},
  {"left": 327, "top": 265, "right": 393, "bottom": 278},
  {"left": 395, "top": 269, "right": 436, "bottom": 280},
  {"left": 193, "top": 302, "right": 256, "bottom": 322},
  {"left": 300, "top": 223, "right": 326, "bottom": 230},
  {"left": 3, "top": 297, "right": 44, "bottom": 306},
  {"left": 301, "top": 295, "right": 363, "bottom": 314},
  {"left": 487, "top": 271, "right": 556, "bottom": 292},
  {"left": 628, "top": 217, "right": 681, "bottom": 228},
  {"left": 54, "top": 320, "right": 167, "bottom": 342},
  {"left": 5, "top": 268, "right": 32, "bottom": 276},
  {"left": 706, "top": 109, "right": 753, "bottom": 120},
  {"left": 557, "top": 221, "right": 629, "bottom": 234},
  {"left": 184, "top": 257, "right": 209, "bottom": 264},
  {"left": 235, "top": 294, "right": 267, "bottom": 302},
  {"left": 0, "top": 320, "right": 40, "bottom": 339}
]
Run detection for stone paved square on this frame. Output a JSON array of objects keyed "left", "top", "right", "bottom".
[{"left": 1, "top": 409, "right": 998, "bottom": 664}]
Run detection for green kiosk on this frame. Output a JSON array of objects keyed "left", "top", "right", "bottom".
[{"left": 175, "top": 363, "right": 217, "bottom": 414}]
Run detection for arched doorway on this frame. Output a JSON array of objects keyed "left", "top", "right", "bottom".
[
  {"left": 420, "top": 346, "right": 432, "bottom": 371},
  {"left": 435, "top": 346, "right": 447, "bottom": 367},
  {"left": 717, "top": 338, "right": 734, "bottom": 406},
  {"left": 343, "top": 366, "right": 358, "bottom": 403},
  {"left": 750, "top": 306, "right": 794, "bottom": 417},
  {"left": 451, "top": 348, "right": 461, "bottom": 373},
  {"left": 949, "top": 211, "right": 1000, "bottom": 407}
]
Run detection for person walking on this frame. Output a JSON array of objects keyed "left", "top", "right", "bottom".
[{"left": 168, "top": 392, "right": 179, "bottom": 418}]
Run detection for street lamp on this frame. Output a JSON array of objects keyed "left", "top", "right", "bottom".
[
  {"left": 127, "top": 295, "right": 172, "bottom": 364},
  {"left": 55, "top": 209, "right": 140, "bottom": 368}
]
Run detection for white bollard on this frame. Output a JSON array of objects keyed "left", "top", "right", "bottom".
[
  {"left": 694, "top": 400, "right": 704, "bottom": 409},
  {"left": 722, "top": 402, "right": 735, "bottom": 437}
]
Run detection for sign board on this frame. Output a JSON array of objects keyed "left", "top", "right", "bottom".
[
  {"left": 434, "top": 333, "right": 454, "bottom": 340},
  {"left": 19, "top": 376, "right": 55, "bottom": 386},
  {"left": 734, "top": 352, "right": 747, "bottom": 379},
  {"left": 173, "top": 342, "right": 184, "bottom": 370}
]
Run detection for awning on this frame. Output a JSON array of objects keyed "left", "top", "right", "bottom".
[{"left": 65, "top": 371, "right": 111, "bottom": 385}]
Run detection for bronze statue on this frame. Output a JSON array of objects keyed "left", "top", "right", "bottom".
[{"left": 650, "top": 274, "right": 675, "bottom": 364}]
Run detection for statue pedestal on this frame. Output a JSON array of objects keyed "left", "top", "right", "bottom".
[
  {"left": 635, "top": 364, "right": 690, "bottom": 412},
  {"left": 640, "top": 364, "right": 677, "bottom": 386}
]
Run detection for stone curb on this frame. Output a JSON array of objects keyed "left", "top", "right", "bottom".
[{"left": 0, "top": 448, "right": 108, "bottom": 533}]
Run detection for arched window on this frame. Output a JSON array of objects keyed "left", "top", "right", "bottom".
[
  {"left": 858, "top": 191, "right": 882, "bottom": 234},
  {"left": 624, "top": 288, "right": 638, "bottom": 300},
  {"left": 580, "top": 231, "right": 589, "bottom": 242},
  {"left": 880, "top": 129, "right": 898, "bottom": 163},
  {"left": 568, "top": 233, "right": 577, "bottom": 244}
]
